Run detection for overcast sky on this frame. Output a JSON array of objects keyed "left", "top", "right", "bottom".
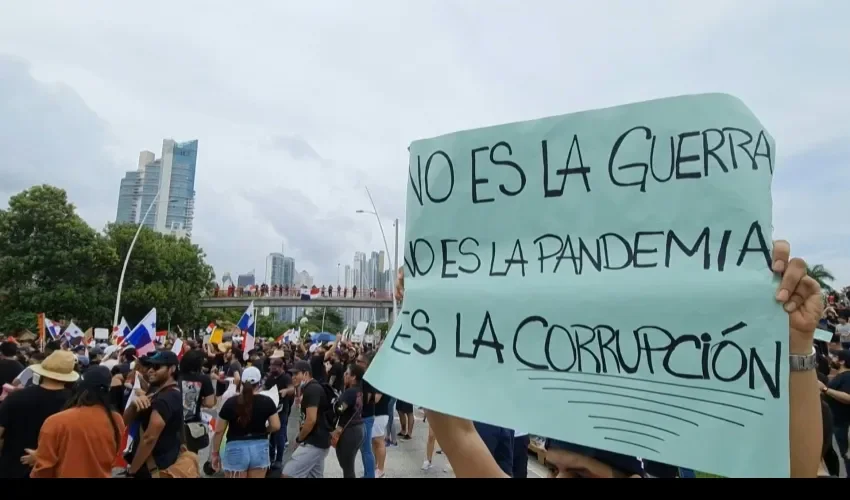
[{"left": 0, "top": 1, "right": 847, "bottom": 287}]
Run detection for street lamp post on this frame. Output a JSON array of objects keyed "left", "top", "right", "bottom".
[
  {"left": 356, "top": 186, "right": 399, "bottom": 323},
  {"left": 113, "top": 190, "right": 161, "bottom": 328}
]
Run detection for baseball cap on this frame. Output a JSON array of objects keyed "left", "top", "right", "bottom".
[
  {"left": 144, "top": 350, "right": 179, "bottom": 366},
  {"left": 242, "top": 366, "right": 262, "bottom": 385},
  {"left": 288, "top": 360, "right": 312, "bottom": 375},
  {"left": 79, "top": 366, "right": 112, "bottom": 391}
]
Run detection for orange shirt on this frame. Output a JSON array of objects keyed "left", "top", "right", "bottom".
[{"left": 30, "top": 406, "right": 125, "bottom": 478}]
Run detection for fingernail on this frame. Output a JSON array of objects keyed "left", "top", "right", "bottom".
[
  {"left": 773, "top": 260, "right": 785, "bottom": 273},
  {"left": 776, "top": 289, "right": 789, "bottom": 301},
  {"left": 784, "top": 302, "right": 797, "bottom": 313}
]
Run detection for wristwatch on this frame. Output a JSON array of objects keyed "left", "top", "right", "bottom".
[{"left": 789, "top": 346, "right": 817, "bottom": 372}]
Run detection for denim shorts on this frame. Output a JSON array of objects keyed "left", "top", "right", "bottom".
[{"left": 222, "top": 439, "right": 270, "bottom": 472}]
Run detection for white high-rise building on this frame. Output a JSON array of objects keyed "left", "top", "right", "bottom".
[{"left": 116, "top": 139, "right": 198, "bottom": 239}]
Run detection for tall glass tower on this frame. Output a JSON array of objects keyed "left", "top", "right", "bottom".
[{"left": 115, "top": 139, "right": 198, "bottom": 239}]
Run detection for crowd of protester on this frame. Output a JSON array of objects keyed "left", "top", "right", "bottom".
[
  {"left": 0, "top": 242, "right": 844, "bottom": 478},
  {"left": 211, "top": 283, "right": 390, "bottom": 299}
]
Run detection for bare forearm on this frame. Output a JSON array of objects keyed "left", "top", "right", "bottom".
[
  {"left": 129, "top": 435, "right": 158, "bottom": 473},
  {"left": 425, "top": 410, "right": 507, "bottom": 478},
  {"left": 790, "top": 369, "right": 821, "bottom": 478},
  {"left": 298, "top": 418, "right": 316, "bottom": 442}
]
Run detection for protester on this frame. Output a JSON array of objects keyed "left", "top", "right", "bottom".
[
  {"left": 0, "top": 341, "right": 25, "bottom": 387},
  {"left": 0, "top": 350, "right": 76, "bottom": 478},
  {"left": 212, "top": 367, "right": 280, "bottom": 478},
  {"left": 371, "top": 376, "right": 390, "bottom": 477},
  {"left": 179, "top": 349, "right": 216, "bottom": 453},
  {"left": 819, "top": 349, "right": 850, "bottom": 477},
  {"left": 333, "top": 363, "right": 365, "bottom": 478},
  {"left": 282, "top": 360, "right": 332, "bottom": 478},
  {"left": 122, "top": 351, "right": 185, "bottom": 478},
  {"left": 356, "top": 353, "right": 378, "bottom": 478},
  {"left": 264, "top": 354, "right": 295, "bottom": 468},
  {"left": 396, "top": 398, "right": 414, "bottom": 440},
  {"left": 29, "top": 366, "right": 125, "bottom": 478}
]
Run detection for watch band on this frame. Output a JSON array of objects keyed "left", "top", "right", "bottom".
[{"left": 789, "top": 346, "right": 817, "bottom": 372}]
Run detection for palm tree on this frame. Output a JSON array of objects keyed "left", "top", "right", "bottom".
[{"left": 806, "top": 264, "right": 835, "bottom": 292}]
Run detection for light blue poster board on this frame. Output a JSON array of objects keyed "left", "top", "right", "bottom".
[
  {"left": 365, "top": 94, "right": 788, "bottom": 478},
  {"left": 814, "top": 329, "right": 833, "bottom": 343}
]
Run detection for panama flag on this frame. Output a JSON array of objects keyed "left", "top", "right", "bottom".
[
  {"left": 64, "top": 322, "right": 85, "bottom": 345},
  {"left": 124, "top": 308, "right": 157, "bottom": 356},
  {"left": 171, "top": 338, "right": 186, "bottom": 361},
  {"left": 44, "top": 318, "right": 62, "bottom": 340},
  {"left": 236, "top": 301, "right": 255, "bottom": 361},
  {"left": 112, "top": 318, "right": 131, "bottom": 345}
]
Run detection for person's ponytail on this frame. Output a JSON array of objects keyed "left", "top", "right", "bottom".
[{"left": 236, "top": 381, "right": 254, "bottom": 427}]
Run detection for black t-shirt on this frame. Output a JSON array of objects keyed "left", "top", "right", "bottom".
[
  {"left": 361, "top": 380, "right": 377, "bottom": 418},
  {"left": 299, "top": 380, "right": 331, "bottom": 448},
  {"left": 219, "top": 393, "right": 277, "bottom": 441},
  {"left": 335, "top": 386, "right": 363, "bottom": 428},
  {"left": 310, "top": 355, "right": 327, "bottom": 384},
  {"left": 264, "top": 372, "right": 294, "bottom": 414},
  {"left": 0, "top": 385, "right": 71, "bottom": 478},
  {"left": 140, "top": 386, "right": 184, "bottom": 470},
  {"left": 0, "top": 357, "right": 25, "bottom": 387},
  {"left": 374, "top": 390, "right": 390, "bottom": 416},
  {"left": 225, "top": 360, "right": 243, "bottom": 377},
  {"left": 328, "top": 362, "right": 345, "bottom": 393},
  {"left": 179, "top": 372, "right": 215, "bottom": 423},
  {"left": 827, "top": 371, "right": 850, "bottom": 425}
]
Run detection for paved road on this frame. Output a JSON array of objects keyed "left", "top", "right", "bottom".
[{"left": 199, "top": 406, "right": 548, "bottom": 478}]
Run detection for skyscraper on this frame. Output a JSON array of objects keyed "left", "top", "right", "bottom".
[
  {"left": 237, "top": 272, "right": 255, "bottom": 288},
  {"left": 266, "top": 253, "right": 285, "bottom": 285},
  {"left": 115, "top": 139, "right": 199, "bottom": 239},
  {"left": 264, "top": 253, "right": 285, "bottom": 318},
  {"left": 282, "top": 257, "right": 295, "bottom": 288}
]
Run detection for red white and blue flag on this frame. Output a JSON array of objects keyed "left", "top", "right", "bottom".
[
  {"left": 236, "top": 301, "right": 255, "bottom": 361},
  {"left": 124, "top": 308, "right": 157, "bottom": 356}
]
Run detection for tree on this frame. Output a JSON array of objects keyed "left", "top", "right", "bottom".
[
  {"left": 297, "top": 308, "right": 344, "bottom": 336},
  {"left": 0, "top": 186, "right": 117, "bottom": 332},
  {"left": 806, "top": 264, "right": 835, "bottom": 292},
  {"left": 104, "top": 223, "right": 215, "bottom": 329}
]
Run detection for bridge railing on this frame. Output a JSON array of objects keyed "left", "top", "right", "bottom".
[{"left": 207, "top": 289, "right": 394, "bottom": 300}]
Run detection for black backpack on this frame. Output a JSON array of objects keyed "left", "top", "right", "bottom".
[{"left": 318, "top": 382, "right": 339, "bottom": 429}]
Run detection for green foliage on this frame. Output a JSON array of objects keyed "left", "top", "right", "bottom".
[
  {"left": 806, "top": 264, "right": 835, "bottom": 292},
  {"left": 105, "top": 223, "right": 215, "bottom": 328},
  {"left": 0, "top": 185, "right": 117, "bottom": 332},
  {"left": 0, "top": 185, "right": 215, "bottom": 333},
  {"left": 297, "top": 308, "right": 344, "bottom": 336}
]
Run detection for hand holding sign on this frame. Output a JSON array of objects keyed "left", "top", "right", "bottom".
[{"left": 367, "top": 94, "right": 792, "bottom": 478}]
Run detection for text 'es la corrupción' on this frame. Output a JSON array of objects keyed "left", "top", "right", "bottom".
[{"left": 390, "top": 309, "right": 781, "bottom": 401}]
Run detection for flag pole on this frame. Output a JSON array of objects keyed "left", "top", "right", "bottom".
[{"left": 38, "top": 313, "right": 45, "bottom": 351}]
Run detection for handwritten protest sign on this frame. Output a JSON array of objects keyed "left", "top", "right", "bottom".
[{"left": 365, "top": 94, "right": 788, "bottom": 477}]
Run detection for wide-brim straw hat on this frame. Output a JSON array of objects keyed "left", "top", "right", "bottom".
[
  {"left": 31, "top": 351, "right": 81, "bottom": 383},
  {"left": 270, "top": 349, "right": 286, "bottom": 359}
]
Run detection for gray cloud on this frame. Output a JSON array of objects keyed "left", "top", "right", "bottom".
[
  {"left": 0, "top": 1, "right": 848, "bottom": 285},
  {"left": 267, "top": 136, "right": 323, "bottom": 162},
  {"left": 0, "top": 55, "right": 119, "bottom": 228}
]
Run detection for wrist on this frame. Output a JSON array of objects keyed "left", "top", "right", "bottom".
[{"left": 789, "top": 339, "right": 813, "bottom": 356}]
